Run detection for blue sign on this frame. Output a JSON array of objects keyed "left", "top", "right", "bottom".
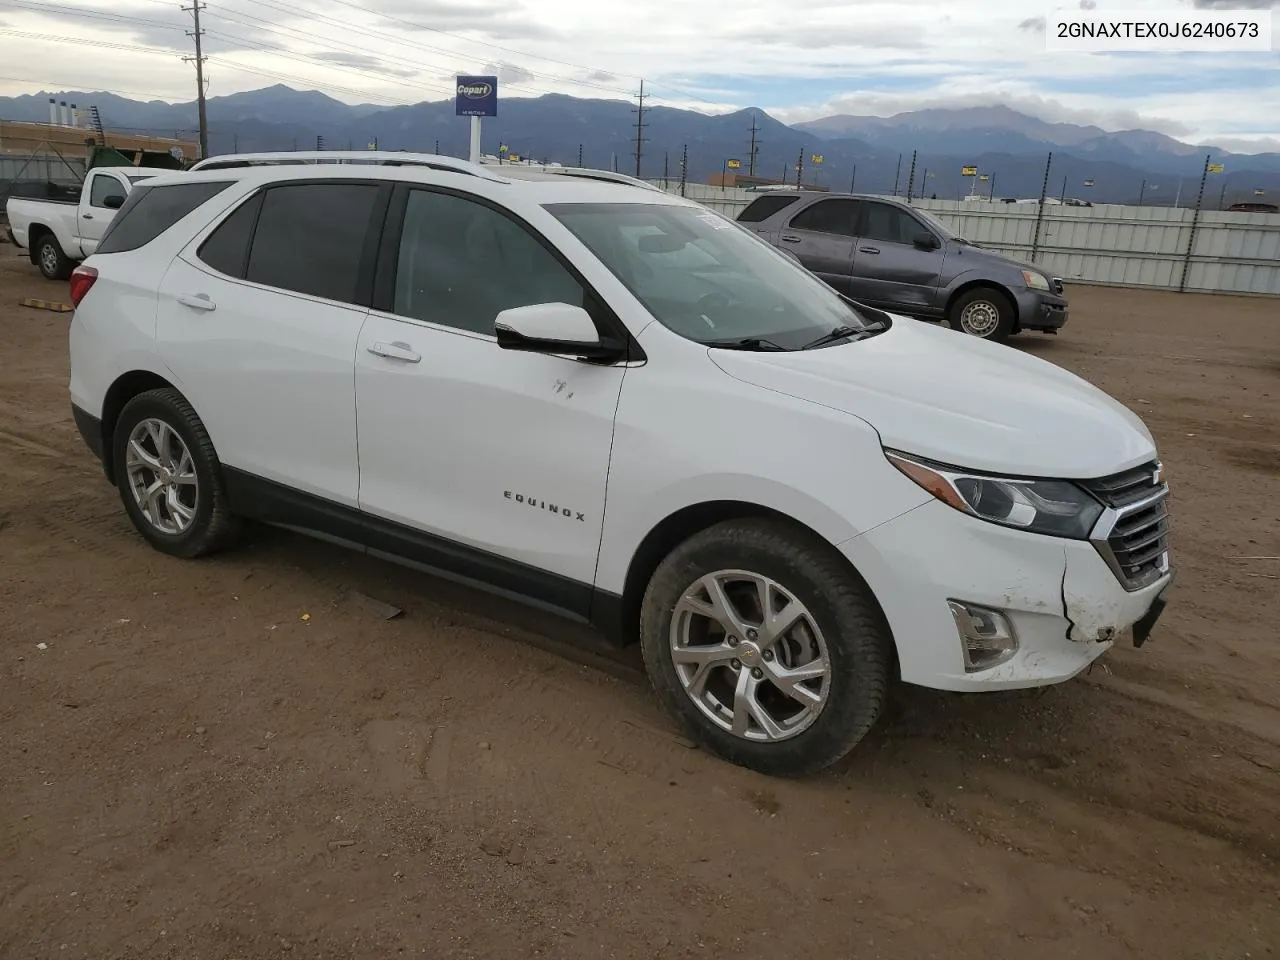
[{"left": 455, "top": 75, "right": 498, "bottom": 118}]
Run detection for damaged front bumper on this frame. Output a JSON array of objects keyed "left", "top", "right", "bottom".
[{"left": 839, "top": 499, "right": 1172, "bottom": 692}]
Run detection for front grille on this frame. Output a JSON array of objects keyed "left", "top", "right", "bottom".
[{"left": 1080, "top": 461, "right": 1170, "bottom": 590}]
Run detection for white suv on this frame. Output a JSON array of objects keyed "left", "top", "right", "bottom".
[{"left": 67, "top": 156, "right": 1172, "bottom": 776}]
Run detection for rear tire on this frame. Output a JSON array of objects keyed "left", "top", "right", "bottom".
[
  {"left": 948, "top": 286, "right": 1015, "bottom": 342},
  {"left": 639, "top": 518, "right": 892, "bottom": 777},
  {"left": 112, "top": 388, "right": 240, "bottom": 559},
  {"left": 34, "top": 233, "right": 73, "bottom": 281}
]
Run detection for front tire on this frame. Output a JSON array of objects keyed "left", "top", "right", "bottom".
[
  {"left": 112, "top": 388, "right": 240, "bottom": 559},
  {"left": 948, "top": 287, "right": 1015, "bottom": 342},
  {"left": 639, "top": 518, "right": 892, "bottom": 777},
  {"left": 35, "top": 234, "right": 73, "bottom": 281}
]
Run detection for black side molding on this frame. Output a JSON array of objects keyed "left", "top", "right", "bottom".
[{"left": 222, "top": 467, "right": 628, "bottom": 643}]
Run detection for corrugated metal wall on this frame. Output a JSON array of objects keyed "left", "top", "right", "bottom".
[{"left": 656, "top": 184, "right": 1280, "bottom": 297}]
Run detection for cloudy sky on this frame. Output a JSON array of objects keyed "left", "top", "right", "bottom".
[{"left": 0, "top": 0, "right": 1276, "bottom": 148}]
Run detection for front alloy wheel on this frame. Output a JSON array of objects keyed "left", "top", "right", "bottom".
[
  {"left": 671, "top": 570, "right": 830, "bottom": 742},
  {"left": 639, "top": 518, "right": 892, "bottom": 777}
]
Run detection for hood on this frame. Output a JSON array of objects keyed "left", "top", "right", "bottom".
[{"left": 708, "top": 316, "right": 1156, "bottom": 479}]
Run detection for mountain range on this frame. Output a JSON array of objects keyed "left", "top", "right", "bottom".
[{"left": 3, "top": 85, "right": 1278, "bottom": 206}]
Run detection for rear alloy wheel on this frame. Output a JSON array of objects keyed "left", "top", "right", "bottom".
[
  {"left": 640, "top": 518, "right": 892, "bottom": 777},
  {"left": 112, "top": 388, "right": 240, "bottom": 558},
  {"left": 35, "top": 234, "right": 73, "bottom": 280},
  {"left": 949, "top": 287, "right": 1015, "bottom": 342}
]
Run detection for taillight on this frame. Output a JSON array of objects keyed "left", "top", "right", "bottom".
[{"left": 69, "top": 265, "right": 98, "bottom": 307}]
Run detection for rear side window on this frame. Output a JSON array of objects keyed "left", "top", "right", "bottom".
[
  {"left": 196, "top": 192, "right": 263, "bottom": 278},
  {"left": 737, "top": 194, "right": 800, "bottom": 223},
  {"left": 245, "top": 182, "right": 381, "bottom": 305},
  {"left": 96, "top": 181, "right": 233, "bottom": 255},
  {"left": 788, "top": 198, "right": 861, "bottom": 237}
]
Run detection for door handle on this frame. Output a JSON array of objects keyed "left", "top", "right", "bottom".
[
  {"left": 82, "top": 213, "right": 94, "bottom": 220},
  {"left": 859, "top": 246, "right": 881, "bottom": 254},
  {"left": 368, "top": 340, "right": 421, "bottom": 363},
  {"left": 780, "top": 235, "right": 802, "bottom": 243},
  {"left": 177, "top": 293, "right": 216, "bottom": 312}
]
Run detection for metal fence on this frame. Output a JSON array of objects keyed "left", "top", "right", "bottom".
[{"left": 655, "top": 183, "right": 1280, "bottom": 297}]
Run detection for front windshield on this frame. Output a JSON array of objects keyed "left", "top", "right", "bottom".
[{"left": 545, "top": 201, "right": 879, "bottom": 350}]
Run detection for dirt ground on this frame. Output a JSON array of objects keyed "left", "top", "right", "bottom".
[{"left": 1, "top": 243, "right": 1278, "bottom": 960}]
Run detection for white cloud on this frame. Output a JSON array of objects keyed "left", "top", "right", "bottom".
[{"left": 0, "top": 0, "right": 1275, "bottom": 145}]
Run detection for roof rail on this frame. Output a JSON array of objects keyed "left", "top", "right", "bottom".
[{"left": 186, "top": 150, "right": 506, "bottom": 181}]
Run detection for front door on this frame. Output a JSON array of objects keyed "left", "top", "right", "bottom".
[
  {"left": 156, "top": 180, "right": 387, "bottom": 506},
  {"left": 775, "top": 198, "right": 861, "bottom": 295},
  {"left": 354, "top": 186, "right": 625, "bottom": 613},
  {"left": 77, "top": 170, "right": 130, "bottom": 256},
  {"left": 846, "top": 201, "right": 945, "bottom": 314}
]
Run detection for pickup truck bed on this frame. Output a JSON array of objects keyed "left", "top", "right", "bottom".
[{"left": 5, "top": 166, "right": 173, "bottom": 280}]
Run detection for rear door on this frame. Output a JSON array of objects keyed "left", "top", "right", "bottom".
[
  {"left": 775, "top": 198, "right": 861, "bottom": 295},
  {"left": 155, "top": 179, "right": 389, "bottom": 506},
  {"left": 846, "top": 201, "right": 945, "bottom": 314},
  {"left": 77, "top": 170, "right": 131, "bottom": 257}
]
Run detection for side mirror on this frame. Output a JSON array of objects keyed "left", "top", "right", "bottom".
[
  {"left": 494, "top": 302, "right": 626, "bottom": 362},
  {"left": 913, "top": 232, "right": 939, "bottom": 250},
  {"left": 102, "top": 194, "right": 125, "bottom": 209}
]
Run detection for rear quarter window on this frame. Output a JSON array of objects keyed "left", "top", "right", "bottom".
[
  {"left": 737, "top": 194, "right": 801, "bottom": 223},
  {"left": 96, "top": 181, "right": 233, "bottom": 255}
]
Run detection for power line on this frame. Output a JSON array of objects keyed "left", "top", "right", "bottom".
[
  {"left": 214, "top": 0, "right": 634, "bottom": 99},
  {"left": 182, "top": 0, "right": 209, "bottom": 158}
]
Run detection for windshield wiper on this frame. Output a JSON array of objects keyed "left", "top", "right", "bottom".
[
  {"left": 704, "top": 336, "right": 789, "bottom": 352},
  {"left": 800, "top": 325, "right": 863, "bottom": 350}
]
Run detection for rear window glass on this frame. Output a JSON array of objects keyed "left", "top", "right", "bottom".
[
  {"left": 96, "top": 181, "right": 233, "bottom": 255},
  {"left": 737, "top": 194, "right": 801, "bottom": 223}
]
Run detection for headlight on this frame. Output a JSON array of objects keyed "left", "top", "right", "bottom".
[
  {"left": 1021, "top": 270, "right": 1050, "bottom": 292},
  {"left": 886, "top": 451, "right": 1103, "bottom": 539}
]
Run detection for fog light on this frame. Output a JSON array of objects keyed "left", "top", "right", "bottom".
[{"left": 947, "top": 600, "right": 1019, "bottom": 673}]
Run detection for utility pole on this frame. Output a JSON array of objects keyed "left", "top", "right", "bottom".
[
  {"left": 632, "top": 79, "right": 648, "bottom": 178},
  {"left": 578, "top": 143, "right": 583, "bottom": 167},
  {"left": 663, "top": 151, "right": 669, "bottom": 187},
  {"left": 747, "top": 115, "right": 760, "bottom": 177},
  {"left": 905, "top": 150, "right": 917, "bottom": 202},
  {"left": 182, "top": 0, "right": 209, "bottom": 159},
  {"left": 849, "top": 164, "right": 856, "bottom": 193},
  {"left": 1060, "top": 174, "right": 1068, "bottom": 202},
  {"left": 679, "top": 143, "right": 688, "bottom": 198},
  {"left": 1138, "top": 179, "right": 1146, "bottom": 206},
  {"left": 796, "top": 148, "right": 804, "bottom": 188},
  {"left": 892, "top": 153, "right": 902, "bottom": 196}
]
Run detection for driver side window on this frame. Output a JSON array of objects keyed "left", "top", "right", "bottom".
[{"left": 393, "top": 190, "right": 585, "bottom": 335}]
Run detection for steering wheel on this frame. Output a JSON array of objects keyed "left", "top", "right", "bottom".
[{"left": 696, "top": 291, "right": 733, "bottom": 315}]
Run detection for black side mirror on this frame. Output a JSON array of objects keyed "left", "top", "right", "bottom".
[
  {"left": 913, "top": 232, "right": 940, "bottom": 250},
  {"left": 102, "top": 194, "right": 125, "bottom": 209}
]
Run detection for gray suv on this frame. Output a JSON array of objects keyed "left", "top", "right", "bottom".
[{"left": 737, "top": 192, "right": 1068, "bottom": 342}]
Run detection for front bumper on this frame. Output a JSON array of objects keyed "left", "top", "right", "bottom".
[
  {"left": 839, "top": 499, "right": 1171, "bottom": 691},
  {"left": 1013, "top": 288, "right": 1068, "bottom": 331}
]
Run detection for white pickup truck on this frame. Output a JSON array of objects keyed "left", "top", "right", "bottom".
[{"left": 5, "top": 166, "right": 174, "bottom": 279}]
